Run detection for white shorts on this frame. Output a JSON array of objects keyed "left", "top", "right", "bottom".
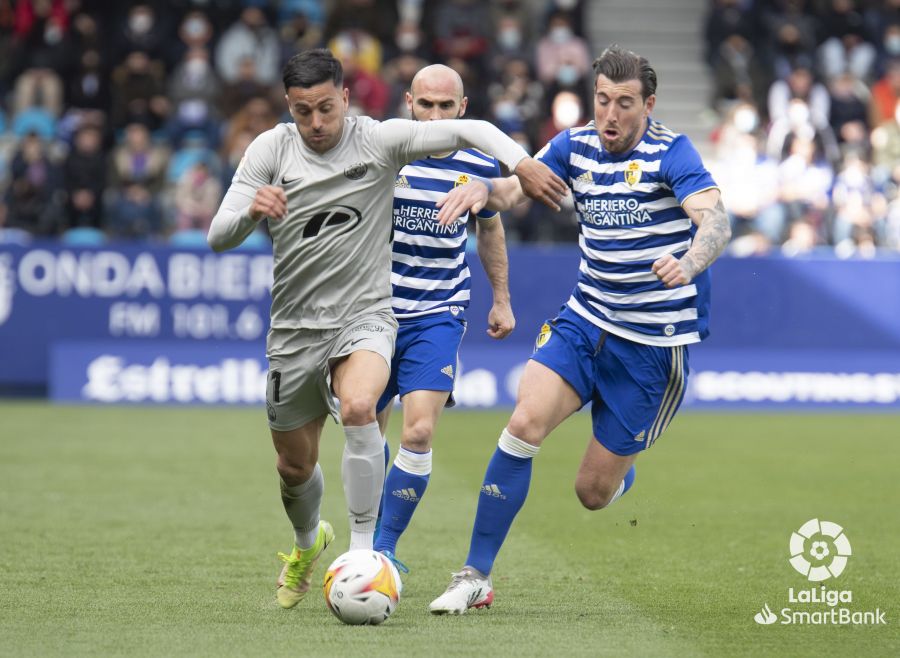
[{"left": 265, "top": 311, "right": 397, "bottom": 431}]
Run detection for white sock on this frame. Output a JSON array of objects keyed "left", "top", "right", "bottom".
[
  {"left": 342, "top": 421, "right": 385, "bottom": 550},
  {"left": 394, "top": 447, "right": 432, "bottom": 476},
  {"left": 498, "top": 427, "right": 540, "bottom": 458}
]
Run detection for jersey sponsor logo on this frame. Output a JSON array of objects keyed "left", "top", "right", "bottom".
[
  {"left": 441, "top": 364, "right": 454, "bottom": 378},
  {"left": 344, "top": 162, "right": 368, "bottom": 180},
  {"left": 580, "top": 197, "right": 652, "bottom": 226},
  {"left": 453, "top": 174, "right": 471, "bottom": 187},
  {"left": 301, "top": 205, "right": 362, "bottom": 239},
  {"left": 625, "top": 161, "right": 642, "bottom": 187},
  {"left": 535, "top": 322, "right": 552, "bottom": 349}
]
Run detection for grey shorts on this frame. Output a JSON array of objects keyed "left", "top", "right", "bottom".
[{"left": 265, "top": 312, "right": 397, "bottom": 431}]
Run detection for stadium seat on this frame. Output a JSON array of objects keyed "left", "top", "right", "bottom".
[
  {"left": 61, "top": 227, "right": 107, "bottom": 246},
  {"left": 11, "top": 108, "right": 57, "bottom": 140},
  {"left": 0, "top": 228, "right": 33, "bottom": 245},
  {"left": 169, "top": 229, "right": 210, "bottom": 249}
]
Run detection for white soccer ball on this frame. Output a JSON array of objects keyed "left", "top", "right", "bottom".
[{"left": 323, "top": 549, "right": 401, "bottom": 625}]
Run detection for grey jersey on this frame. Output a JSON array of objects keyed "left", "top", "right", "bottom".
[{"left": 208, "top": 116, "right": 527, "bottom": 331}]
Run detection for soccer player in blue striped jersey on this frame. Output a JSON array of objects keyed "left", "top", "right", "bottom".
[
  {"left": 373, "top": 64, "right": 516, "bottom": 573},
  {"left": 429, "top": 46, "right": 732, "bottom": 614}
]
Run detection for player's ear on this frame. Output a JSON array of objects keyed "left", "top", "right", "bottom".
[
  {"left": 405, "top": 91, "right": 413, "bottom": 114},
  {"left": 458, "top": 96, "right": 468, "bottom": 118},
  {"left": 284, "top": 93, "right": 291, "bottom": 116},
  {"left": 644, "top": 94, "right": 656, "bottom": 116},
  {"left": 342, "top": 87, "right": 349, "bottom": 109}
]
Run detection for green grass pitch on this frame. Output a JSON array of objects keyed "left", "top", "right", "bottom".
[{"left": 1, "top": 403, "right": 898, "bottom": 657}]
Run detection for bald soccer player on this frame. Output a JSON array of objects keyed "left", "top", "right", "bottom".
[{"left": 372, "top": 65, "right": 517, "bottom": 574}]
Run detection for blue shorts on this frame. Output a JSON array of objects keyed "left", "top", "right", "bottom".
[
  {"left": 530, "top": 306, "right": 689, "bottom": 456},
  {"left": 377, "top": 312, "right": 467, "bottom": 412}
]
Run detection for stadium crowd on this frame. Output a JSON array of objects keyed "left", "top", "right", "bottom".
[{"left": 0, "top": 0, "right": 897, "bottom": 256}]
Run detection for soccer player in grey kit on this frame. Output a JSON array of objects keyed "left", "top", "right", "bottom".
[{"left": 208, "top": 48, "right": 567, "bottom": 609}]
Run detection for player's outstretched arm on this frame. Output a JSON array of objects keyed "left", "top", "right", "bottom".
[
  {"left": 475, "top": 215, "right": 515, "bottom": 339},
  {"left": 435, "top": 176, "right": 523, "bottom": 225},
  {"left": 651, "top": 188, "right": 731, "bottom": 288}
]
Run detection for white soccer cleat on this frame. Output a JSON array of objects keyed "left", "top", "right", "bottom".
[{"left": 429, "top": 566, "right": 493, "bottom": 615}]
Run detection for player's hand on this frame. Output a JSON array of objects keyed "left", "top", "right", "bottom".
[
  {"left": 486, "top": 301, "right": 515, "bottom": 339},
  {"left": 436, "top": 180, "right": 490, "bottom": 226},
  {"left": 513, "top": 158, "right": 568, "bottom": 211},
  {"left": 249, "top": 185, "right": 287, "bottom": 222},
  {"left": 651, "top": 254, "right": 695, "bottom": 288}
]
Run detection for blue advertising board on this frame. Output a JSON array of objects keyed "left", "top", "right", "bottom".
[{"left": 2, "top": 241, "right": 899, "bottom": 408}]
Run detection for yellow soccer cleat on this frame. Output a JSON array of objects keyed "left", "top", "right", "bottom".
[{"left": 276, "top": 520, "right": 335, "bottom": 609}]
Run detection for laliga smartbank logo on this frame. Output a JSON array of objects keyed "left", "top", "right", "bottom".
[{"left": 753, "top": 519, "right": 886, "bottom": 626}]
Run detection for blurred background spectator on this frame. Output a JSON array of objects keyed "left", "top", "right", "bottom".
[{"left": 0, "top": 0, "right": 896, "bottom": 254}]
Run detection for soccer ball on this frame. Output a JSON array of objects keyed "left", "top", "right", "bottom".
[{"left": 323, "top": 550, "right": 402, "bottom": 625}]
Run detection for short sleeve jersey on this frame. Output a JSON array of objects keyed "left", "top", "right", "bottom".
[{"left": 535, "top": 119, "right": 718, "bottom": 346}]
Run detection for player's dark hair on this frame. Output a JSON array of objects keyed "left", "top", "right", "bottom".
[
  {"left": 592, "top": 45, "right": 657, "bottom": 100},
  {"left": 282, "top": 48, "right": 343, "bottom": 91}
]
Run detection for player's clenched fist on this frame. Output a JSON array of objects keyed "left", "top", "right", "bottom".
[
  {"left": 651, "top": 254, "right": 694, "bottom": 289},
  {"left": 249, "top": 185, "right": 288, "bottom": 222}
]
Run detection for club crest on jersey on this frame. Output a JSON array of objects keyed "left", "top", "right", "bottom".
[
  {"left": 535, "top": 322, "right": 552, "bottom": 350},
  {"left": 625, "top": 161, "right": 642, "bottom": 187},
  {"left": 454, "top": 174, "right": 471, "bottom": 188},
  {"left": 344, "top": 162, "right": 368, "bottom": 180}
]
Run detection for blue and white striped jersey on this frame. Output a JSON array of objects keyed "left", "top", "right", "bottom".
[
  {"left": 390, "top": 149, "right": 501, "bottom": 319},
  {"left": 536, "top": 119, "right": 718, "bottom": 346}
]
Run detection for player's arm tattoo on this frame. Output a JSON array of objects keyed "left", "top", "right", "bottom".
[{"left": 681, "top": 197, "right": 731, "bottom": 280}]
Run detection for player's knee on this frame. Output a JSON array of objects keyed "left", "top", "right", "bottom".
[
  {"left": 401, "top": 419, "right": 434, "bottom": 452},
  {"left": 506, "top": 409, "right": 547, "bottom": 445},
  {"left": 339, "top": 395, "right": 377, "bottom": 426},
  {"left": 574, "top": 480, "right": 615, "bottom": 511},
  {"left": 276, "top": 454, "right": 315, "bottom": 485}
]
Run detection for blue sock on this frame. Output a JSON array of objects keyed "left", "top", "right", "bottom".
[
  {"left": 465, "top": 430, "right": 538, "bottom": 575},
  {"left": 374, "top": 448, "right": 431, "bottom": 554},
  {"left": 374, "top": 440, "right": 391, "bottom": 539}
]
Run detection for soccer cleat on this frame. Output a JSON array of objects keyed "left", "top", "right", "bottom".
[
  {"left": 275, "top": 520, "right": 335, "bottom": 609},
  {"left": 379, "top": 549, "right": 410, "bottom": 575},
  {"left": 428, "top": 566, "right": 493, "bottom": 615}
]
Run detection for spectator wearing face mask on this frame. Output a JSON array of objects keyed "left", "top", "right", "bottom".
[
  {"left": 115, "top": 4, "right": 168, "bottom": 70},
  {"left": 488, "top": 14, "right": 531, "bottom": 77},
  {"left": 215, "top": 7, "right": 280, "bottom": 86},
  {"left": 534, "top": 12, "right": 591, "bottom": 90},
  {"left": 166, "top": 47, "right": 222, "bottom": 148}
]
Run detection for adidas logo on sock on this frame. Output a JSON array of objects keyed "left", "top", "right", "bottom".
[
  {"left": 392, "top": 488, "right": 420, "bottom": 502},
  {"left": 481, "top": 483, "right": 506, "bottom": 500}
]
